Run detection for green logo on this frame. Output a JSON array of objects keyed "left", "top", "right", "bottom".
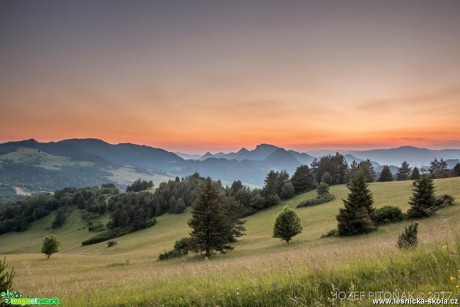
[{"left": 1, "top": 290, "right": 60, "bottom": 306}]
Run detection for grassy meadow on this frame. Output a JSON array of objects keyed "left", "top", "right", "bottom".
[{"left": 1, "top": 178, "right": 459, "bottom": 306}]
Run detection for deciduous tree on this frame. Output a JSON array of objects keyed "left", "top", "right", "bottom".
[
  {"left": 41, "top": 236, "right": 60, "bottom": 259},
  {"left": 273, "top": 206, "right": 302, "bottom": 243}
]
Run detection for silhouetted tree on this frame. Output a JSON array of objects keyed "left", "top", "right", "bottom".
[
  {"left": 396, "top": 161, "right": 412, "bottom": 181},
  {"left": 378, "top": 165, "right": 394, "bottom": 182},
  {"left": 410, "top": 167, "right": 421, "bottom": 180},
  {"left": 429, "top": 158, "right": 449, "bottom": 179},
  {"left": 452, "top": 163, "right": 460, "bottom": 177}
]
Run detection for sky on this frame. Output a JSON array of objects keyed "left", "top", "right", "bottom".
[{"left": 1, "top": 0, "right": 460, "bottom": 153}]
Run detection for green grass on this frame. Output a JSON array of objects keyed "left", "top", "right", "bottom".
[{"left": 0, "top": 177, "right": 459, "bottom": 306}]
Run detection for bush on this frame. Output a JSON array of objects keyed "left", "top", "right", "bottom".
[
  {"left": 397, "top": 223, "right": 418, "bottom": 249},
  {"left": 321, "top": 229, "right": 337, "bottom": 238},
  {"left": 107, "top": 240, "right": 117, "bottom": 248},
  {"left": 297, "top": 194, "right": 335, "bottom": 208},
  {"left": 158, "top": 237, "right": 194, "bottom": 261},
  {"left": 372, "top": 206, "right": 404, "bottom": 225},
  {"left": 81, "top": 229, "right": 128, "bottom": 246},
  {"left": 88, "top": 220, "right": 105, "bottom": 232},
  {"left": 158, "top": 249, "right": 181, "bottom": 261},
  {"left": 436, "top": 194, "right": 455, "bottom": 208}
]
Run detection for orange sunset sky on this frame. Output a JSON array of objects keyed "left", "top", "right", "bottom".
[{"left": 1, "top": 1, "right": 460, "bottom": 153}]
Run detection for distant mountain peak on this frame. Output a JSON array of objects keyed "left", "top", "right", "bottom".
[
  {"left": 200, "top": 152, "right": 214, "bottom": 160},
  {"left": 264, "top": 148, "right": 297, "bottom": 161},
  {"left": 255, "top": 143, "right": 279, "bottom": 150}
]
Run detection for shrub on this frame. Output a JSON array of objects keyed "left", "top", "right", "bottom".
[
  {"left": 372, "top": 206, "right": 404, "bottom": 225},
  {"left": 81, "top": 229, "right": 129, "bottom": 246},
  {"left": 297, "top": 194, "right": 335, "bottom": 208},
  {"left": 158, "top": 249, "right": 181, "bottom": 261},
  {"left": 397, "top": 223, "right": 418, "bottom": 249},
  {"left": 107, "top": 240, "right": 117, "bottom": 248},
  {"left": 88, "top": 220, "right": 105, "bottom": 232},
  {"left": 321, "top": 229, "right": 337, "bottom": 238},
  {"left": 436, "top": 194, "right": 455, "bottom": 208},
  {"left": 158, "top": 237, "right": 194, "bottom": 261}
]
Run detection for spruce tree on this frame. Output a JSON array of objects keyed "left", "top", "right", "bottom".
[
  {"left": 396, "top": 161, "right": 411, "bottom": 181},
  {"left": 336, "top": 173, "right": 375, "bottom": 236},
  {"left": 407, "top": 175, "right": 437, "bottom": 218},
  {"left": 262, "top": 170, "right": 279, "bottom": 197},
  {"left": 452, "top": 163, "right": 460, "bottom": 177},
  {"left": 356, "top": 159, "right": 376, "bottom": 182},
  {"left": 397, "top": 223, "right": 418, "bottom": 249},
  {"left": 273, "top": 206, "right": 302, "bottom": 243},
  {"left": 188, "top": 178, "right": 233, "bottom": 256},
  {"left": 378, "top": 165, "right": 394, "bottom": 182},
  {"left": 410, "top": 167, "right": 421, "bottom": 180}
]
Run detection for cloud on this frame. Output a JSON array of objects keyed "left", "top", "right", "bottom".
[{"left": 356, "top": 85, "right": 460, "bottom": 112}]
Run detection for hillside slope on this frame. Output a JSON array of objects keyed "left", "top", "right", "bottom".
[{"left": 0, "top": 178, "right": 459, "bottom": 306}]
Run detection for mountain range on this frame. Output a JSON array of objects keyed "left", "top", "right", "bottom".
[{"left": 1, "top": 139, "right": 459, "bottom": 193}]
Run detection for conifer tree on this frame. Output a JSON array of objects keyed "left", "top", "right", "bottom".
[
  {"left": 410, "top": 167, "right": 421, "bottom": 180},
  {"left": 397, "top": 223, "right": 418, "bottom": 249},
  {"left": 378, "top": 165, "right": 394, "bottom": 182},
  {"left": 356, "top": 159, "right": 376, "bottom": 182},
  {"left": 188, "top": 178, "right": 234, "bottom": 256},
  {"left": 407, "top": 175, "right": 436, "bottom": 218},
  {"left": 273, "top": 206, "right": 302, "bottom": 243},
  {"left": 451, "top": 163, "right": 460, "bottom": 177},
  {"left": 336, "top": 173, "right": 375, "bottom": 236},
  {"left": 396, "top": 161, "right": 412, "bottom": 181}
]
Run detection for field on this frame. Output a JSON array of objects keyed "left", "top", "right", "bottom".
[{"left": 1, "top": 178, "right": 459, "bottom": 306}]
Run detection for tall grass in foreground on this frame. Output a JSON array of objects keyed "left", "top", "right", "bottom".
[{"left": 61, "top": 238, "right": 460, "bottom": 306}]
